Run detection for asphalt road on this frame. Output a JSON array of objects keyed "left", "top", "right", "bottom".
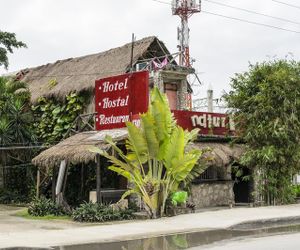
[{"left": 195, "top": 232, "right": 300, "bottom": 250}]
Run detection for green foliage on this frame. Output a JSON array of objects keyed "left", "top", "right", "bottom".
[
  {"left": 0, "top": 188, "right": 30, "bottom": 204},
  {"left": 0, "top": 30, "right": 27, "bottom": 69},
  {"left": 224, "top": 59, "right": 300, "bottom": 204},
  {"left": 91, "top": 87, "right": 208, "bottom": 218},
  {"left": 15, "top": 209, "right": 70, "bottom": 221},
  {"left": 71, "top": 202, "right": 134, "bottom": 222},
  {"left": 292, "top": 185, "right": 300, "bottom": 198},
  {"left": 32, "top": 92, "right": 84, "bottom": 143},
  {"left": 171, "top": 191, "right": 188, "bottom": 207},
  {"left": 0, "top": 77, "right": 36, "bottom": 203},
  {"left": 0, "top": 77, "right": 34, "bottom": 144},
  {"left": 28, "top": 197, "right": 68, "bottom": 217}
]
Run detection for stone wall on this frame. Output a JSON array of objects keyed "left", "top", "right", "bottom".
[{"left": 190, "top": 181, "right": 234, "bottom": 208}]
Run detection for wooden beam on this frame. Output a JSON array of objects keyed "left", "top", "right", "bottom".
[{"left": 96, "top": 154, "right": 102, "bottom": 204}]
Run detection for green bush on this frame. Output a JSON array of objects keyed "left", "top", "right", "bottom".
[
  {"left": 0, "top": 189, "right": 29, "bottom": 204},
  {"left": 28, "top": 197, "right": 67, "bottom": 216},
  {"left": 72, "top": 202, "right": 134, "bottom": 222},
  {"left": 171, "top": 191, "right": 188, "bottom": 207},
  {"left": 292, "top": 185, "right": 300, "bottom": 198}
]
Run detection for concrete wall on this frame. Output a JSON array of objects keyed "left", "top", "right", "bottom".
[{"left": 190, "top": 181, "right": 234, "bottom": 208}]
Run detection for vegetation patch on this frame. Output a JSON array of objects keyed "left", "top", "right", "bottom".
[
  {"left": 28, "top": 197, "right": 69, "bottom": 217},
  {"left": 225, "top": 59, "right": 300, "bottom": 204},
  {"left": 72, "top": 202, "right": 135, "bottom": 222},
  {"left": 32, "top": 92, "right": 85, "bottom": 144},
  {"left": 15, "top": 208, "right": 70, "bottom": 221},
  {"left": 91, "top": 87, "right": 208, "bottom": 219}
]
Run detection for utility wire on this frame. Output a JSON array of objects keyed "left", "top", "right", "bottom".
[
  {"left": 271, "top": 0, "right": 300, "bottom": 10},
  {"left": 203, "top": 0, "right": 300, "bottom": 25},
  {"left": 152, "top": 0, "right": 300, "bottom": 34},
  {"left": 202, "top": 10, "right": 300, "bottom": 34},
  {"left": 152, "top": 0, "right": 170, "bottom": 5}
]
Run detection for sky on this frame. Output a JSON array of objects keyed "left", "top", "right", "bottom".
[{"left": 1, "top": 0, "right": 300, "bottom": 100}]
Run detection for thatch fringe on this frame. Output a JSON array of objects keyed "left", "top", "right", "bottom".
[
  {"left": 32, "top": 129, "right": 128, "bottom": 169},
  {"left": 188, "top": 142, "right": 245, "bottom": 167},
  {"left": 33, "top": 131, "right": 244, "bottom": 170}
]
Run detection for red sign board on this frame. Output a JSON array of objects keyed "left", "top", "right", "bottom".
[
  {"left": 95, "top": 71, "right": 149, "bottom": 130},
  {"left": 173, "top": 110, "right": 235, "bottom": 136}
]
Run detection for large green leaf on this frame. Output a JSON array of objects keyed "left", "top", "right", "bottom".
[
  {"left": 171, "top": 150, "right": 202, "bottom": 182},
  {"left": 163, "top": 127, "right": 185, "bottom": 171},
  {"left": 121, "top": 189, "right": 139, "bottom": 199},
  {"left": 140, "top": 112, "right": 159, "bottom": 158},
  {"left": 108, "top": 166, "right": 132, "bottom": 180},
  {"left": 150, "top": 88, "right": 175, "bottom": 143},
  {"left": 125, "top": 122, "right": 148, "bottom": 165}
]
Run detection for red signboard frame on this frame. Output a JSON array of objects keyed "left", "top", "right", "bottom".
[
  {"left": 172, "top": 110, "right": 235, "bottom": 136},
  {"left": 95, "top": 71, "right": 149, "bottom": 130}
]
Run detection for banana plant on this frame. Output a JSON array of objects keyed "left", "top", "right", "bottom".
[{"left": 91, "top": 87, "right": 207, "bottom": 218}]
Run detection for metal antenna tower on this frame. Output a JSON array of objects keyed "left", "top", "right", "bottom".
[{"left": 172, "top": 0, "right": 201, "bottom": 67}]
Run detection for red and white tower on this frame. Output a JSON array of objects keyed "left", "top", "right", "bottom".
[{"left": 172, "top": 0, "right": 201, "bottom": 67}]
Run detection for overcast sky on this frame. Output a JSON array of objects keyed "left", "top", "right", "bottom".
[{"left": 1, "top": 0, "right": 299, "bottom": 99}]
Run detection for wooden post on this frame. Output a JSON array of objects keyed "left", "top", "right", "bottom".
[
  {"left": 36, "top": 168, "right": 40, "bottom": 198},
  {"left": 96, "top": 154, "right": 102, "bottom": 203},
  {"left": 62, "top": 164, "right": 69, "bottom": 195},
  {"left": 80, "top": 164, "right": 84, "bottom": 200},
  {"left": 52, "top": 166, "right": 57, "bottom": 201}
]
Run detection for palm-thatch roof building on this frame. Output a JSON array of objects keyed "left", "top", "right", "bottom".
[{"left": 25, "top": 36, "right": 247, "bottom": 209}]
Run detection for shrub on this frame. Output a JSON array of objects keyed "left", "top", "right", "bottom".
[
  {"left": 72, "top": 202, "right": 135, "bottom": 222},
  {"left": 292, "top": 185, "right": 300, "bottom": 198},
  {"left": 171, "top": 191, "right": 188, "bottom": 207},
  {"left": 28, "top": 197, "right": 67, "bottom": 216},
  {"left": 0, "top": 189, "right": 29, "bottom": 204}
]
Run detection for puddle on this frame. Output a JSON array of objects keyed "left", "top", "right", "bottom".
[
  {"left": 4, "top": 223, "right": 300, "bottom": 250},
  {"left": 49, "top": 223, "right": 300, "bottom": 250}
]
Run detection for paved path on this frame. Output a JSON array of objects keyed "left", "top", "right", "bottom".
[
  {"left": 1, "top": 204, "right": 300, "bottom": 248},
  {"left": 0, "top": 205, "right": 85, "bottom": 233}
]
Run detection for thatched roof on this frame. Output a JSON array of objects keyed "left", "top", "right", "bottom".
[
  {"left": 189, "top": 142, "right": 245, "bottom": 167},
  {"left": 32, "top": 129, "right": 128, "bottom": 169},
  {"left": 20, "top": 36, "right": 170, "bottom": 102},
  {"left": 33, "top": 131, "right": 245, "bottom": 169}
]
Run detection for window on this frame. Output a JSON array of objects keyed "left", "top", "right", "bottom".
[{"left": 193, "top": 166, "right": 228, "bottom": 183}]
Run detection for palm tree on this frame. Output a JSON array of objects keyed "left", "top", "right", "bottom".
[
  {"left": 0, "top": 77, "right": 34, "bottom": 187},
  {"left": 92, "top": 87, "right": 208, "bottom": 218}
]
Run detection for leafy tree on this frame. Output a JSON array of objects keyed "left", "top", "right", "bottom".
[
  {"left": 0, "top": 77, "right": 33, "bottom": 144},
  {"left": 224, "top": 59, "right": 300, "bottom": 204},
  {"left": 92, "top": 87, "right": 207, "bottom": 218},
  {"left": 0, "top": 76, "right": 35, "bottom": 192},
  {"left": 0, "top": 31, "right": 27, "bottom": 70},
  {"left": 32, "top": 92, "right": 85, "bottom": 144}
]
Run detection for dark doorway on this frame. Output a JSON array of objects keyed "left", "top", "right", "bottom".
[{"left": 232, "top": 166, "right": 251, "bottom": 203}]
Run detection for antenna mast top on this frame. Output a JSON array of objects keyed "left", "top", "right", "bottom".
[{"left": 172, "top": 0, "right": 201, "bottom": 67}]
